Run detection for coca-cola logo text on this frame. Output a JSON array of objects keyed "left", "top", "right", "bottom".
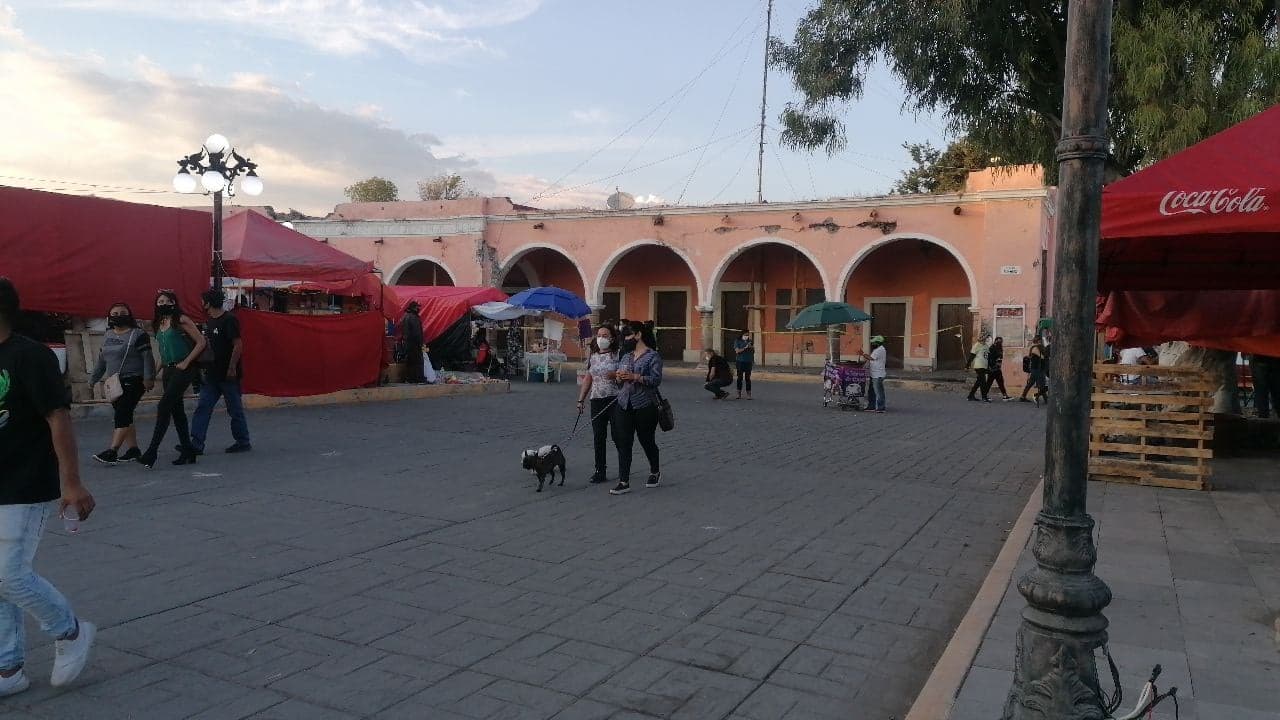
[{"left": 1158, "top": 187, "right": 1268, "bottom": 216}]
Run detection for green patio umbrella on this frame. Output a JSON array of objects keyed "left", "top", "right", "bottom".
[{"left": 786, "top": 301, "right": 873, "bottom": 330}]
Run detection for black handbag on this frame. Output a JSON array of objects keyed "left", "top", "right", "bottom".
[{"left": 655, "top": 390, "right": 674, "bottom": 432}]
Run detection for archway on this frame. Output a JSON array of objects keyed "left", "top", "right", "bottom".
[
  {"left": 711, "top": 240, "right": 829, "bottom": 367},
  {"left": 496, "top": 244, "right": 589, "bottom": 300},
  {"left": 842, "top": 237, "right": 975, "bottom": 371},
  {"left": 596, "top": 242, "right": 701, "bottom": 361},
  {"left": 389, "top": 257, "right": 456, "bottom": 286}
]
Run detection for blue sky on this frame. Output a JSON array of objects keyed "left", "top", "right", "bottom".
[{"left": 0, "top": 0, "right": 950, "bottom": 214}]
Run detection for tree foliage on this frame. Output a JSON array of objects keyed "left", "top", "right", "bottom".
[
  {"left": 893, "top": 138, "right": 990, "bottom": 194},
  {"left": 344, "top": 177, "right": 399, "bottom": 203},
  {"left": 417, "top": 173, "right": 478, "bottom": 201},
  {"left": 771, "top": 1, "right": 1280, "bottom": 179}
]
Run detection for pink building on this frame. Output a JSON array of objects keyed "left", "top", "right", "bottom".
[{"left": 295, "top": 167, "right": 1053, "bottom": 373}]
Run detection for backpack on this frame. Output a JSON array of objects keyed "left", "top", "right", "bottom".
[{"left": 1022, "top": 355, "right": 1032, "bottom": 373}]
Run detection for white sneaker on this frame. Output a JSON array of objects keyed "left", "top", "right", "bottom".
[
  {"left": 51, "top": 620, "right": 95, "bottom": 687},
  {"left": 0, "top": 669, "right": 30, "bottom": 697}
]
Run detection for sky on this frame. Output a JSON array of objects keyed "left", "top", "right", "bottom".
[{"left": 0, "top": 0, "right": 951, "bottom": 215}]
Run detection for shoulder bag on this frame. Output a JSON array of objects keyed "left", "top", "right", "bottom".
[
  {"left": 102, "top": 329, "right": 137, "bottom": 402},
  {"left": 655, "top": 389, "right": 674, "bottom": 432}
]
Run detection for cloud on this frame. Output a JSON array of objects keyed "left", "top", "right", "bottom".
[
  {"left": 570, "top": 107, "right": 611, "bottom": 125},
  {"left": 48, "top": 0, "right": 542, "bottom": 61},
  {"left": 490, "top": 174, "right": 610, "bottom": 210},
  {"left": 633, "top": 193, "right": 666, "bottom": 206},
  {"left": 0, "top": 15, "right": 484, "bottom": 215}
]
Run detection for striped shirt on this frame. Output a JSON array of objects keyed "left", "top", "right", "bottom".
[{"left": 616, "top": 349, "right": 663, "bottom": 409}]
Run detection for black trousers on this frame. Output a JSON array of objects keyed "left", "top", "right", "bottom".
[
  {"left": 590, "top": 397, "right": 617, "bottom": 475},
  {"left": 146, "top": 365, "right": 195, "bottom": 453},
  {"left": 1021, "top": 368, "right": 1048, "bottom": 398},
  {"left": 968, "top": 369, "right": 989, "bottom": 399},
  {"left": 1254, "top": 360, "right": 1280, "bottom": 417},
  {"left": 736, "top": 362, "right": 753, "bottom": 392},
  {"left": 404, "top": 344, "right": 424, "bottom": 383},
  {"left": 984, "top": 369, "right": 1008, "bottom": 397},
  {"left": 705, "top": 378, "right": 732, "bottom": 396},
  {"left": 613, "top": 404, "right": 660, "bottom": 482},
  {"left": 112, "top": 377, "right": 146, "bottom": 429}
]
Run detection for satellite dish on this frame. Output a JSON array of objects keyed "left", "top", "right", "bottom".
[{"left": 607, "top": 189, "right": 635, "bottom": 210}]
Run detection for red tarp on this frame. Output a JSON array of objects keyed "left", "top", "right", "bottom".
[
  {"left": 238, "top": 309, "right": 384, "bottom": 397},
  {"left": 1097, "top": 290, "right": 1280, "bottom": 356},
  {"left": 222, "top": 210, "right": 374, "bottom": 282},
  {"left": 388, "top": 286, "right": 508, "bottom": 343},
  {"left": 0, "top": 186, "right": 211, "bottom": 319},
  {"left": 1100, "top": 103, "right": 1280, "bottom": 292}
]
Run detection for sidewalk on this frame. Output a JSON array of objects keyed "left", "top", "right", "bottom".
[
  {"left": 940, "top": 457, "right": 1280, "bottom": 719},
  {"left": 663, "top": 364, "right": 970, "bottom": 394}
]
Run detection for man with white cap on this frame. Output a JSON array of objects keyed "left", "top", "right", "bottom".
[{"left": 859, "top": 335, "right": 888, "bottom": 413}]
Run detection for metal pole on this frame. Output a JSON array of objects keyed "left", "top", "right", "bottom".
[
  {"left": 755, "top": 0, "right": 773, "bottom": 204},
  {"left": 1004, "top": 1, "right": 1114, "bottom": 718},
  {"left": 212, "top": 189, "right": 224, "bottom": 290}
]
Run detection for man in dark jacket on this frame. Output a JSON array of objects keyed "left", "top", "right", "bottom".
[
  {"left": 703, "top": 348, "right": 732, "bottom": 399},
  {"left": 402, "top": 301, "right": 424, "bottom": 384}
]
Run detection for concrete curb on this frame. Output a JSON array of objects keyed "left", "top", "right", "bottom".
[
  {"left": 904, "top": 478, "right": 1044, "bottom": 720},
  {"left": 662, "top": 366, "right": 966, "bottom": 394},
  {"left": 69, "top": 381, "right": 511, "bottom": 421}
]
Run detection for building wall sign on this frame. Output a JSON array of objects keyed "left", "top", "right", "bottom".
[
  {"left": 1000, "top": 265, "right": 1022, "bottom": 275},
  {"left": 994, "top": 304, "right": 1027, "bottom": 347}
]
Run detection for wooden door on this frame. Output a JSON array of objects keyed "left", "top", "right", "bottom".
[
  {"left": 936, "top": 304, "right": 972, "bottom": 370},
  {"left": 870, "top": 302, "right": 906, "bottom": 369},
  {"left": 602, "top": 292, "right": 621, "bottom": 326},
  {"left": 653, "top": 291, "right": 688, "bottom": 361},
  {"left": 721, "top": 290, "right": 749, "bottom": 358}
]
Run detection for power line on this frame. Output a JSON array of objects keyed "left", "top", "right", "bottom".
[
  {"left": 0, "top": 174, "right": 171, "bottom": 194},
  {"left": 770, "top": 140, "right": 799, "bottom": 199},
  {"left": 708, "top": 140, "right": 759, "bottom": 204}
]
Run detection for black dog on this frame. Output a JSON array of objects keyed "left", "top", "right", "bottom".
[{"left": 521, "top": 445, "right": 567, "bottom": 492}]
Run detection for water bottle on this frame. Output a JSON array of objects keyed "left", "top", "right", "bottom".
[{"left": 61, "top": 504, "right": 80, "bottom": 534}]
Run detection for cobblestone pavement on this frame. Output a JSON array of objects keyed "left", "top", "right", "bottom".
[{"left": 10, "top": 378, "right": 1044, "bottom": 719}]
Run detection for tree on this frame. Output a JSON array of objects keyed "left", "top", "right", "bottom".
[
  {"left": 771, "top": 1, "right": 1280, "bottom": 180},
  {"left": 417, "top": 173, "right": 478, "bottom": 201},
  {"left": 344, "top": 177, "right": 399, "bottom": 203},
  {"left": 892, "top": 138, "right": 991, "bottom": 194}
]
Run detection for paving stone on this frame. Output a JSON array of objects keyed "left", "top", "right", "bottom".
[
  {"left": 169, "top": 624, "right": 377, "bottom": 688},
  {"left": 587, "top": 656, "right": 757, "bottom": 719},
  {"left": 474, "top": 634, "right": 635, "bottom": 696},
  {"left": 247, "top": 699, "right": 361, "bottom": 719},
  {"left": 650, "top": 622, "right": 796, "bottom": 680},
  {"left": 598, "top": 577, "right": 725, "bottom": 620},
  {"left": 278, "top": 593, "right": 427, "bottom": 645},
  {"left": 373, "top": 615, "right": 528, "bottom": 667},
  {"left": 267, "top": 651, "right": 454, "bottom": 716},
  {"left": 543, "top": 604, "right": 685, "bottom": 655},
  {"left": 698, "top": 594, "right": 828, "bottom": 643},
  {"left": 97, "top": 606, "right": 264, "bottom": 661}
]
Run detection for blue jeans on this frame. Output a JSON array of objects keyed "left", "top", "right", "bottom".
[
  {"left": 190, "top": 378, "right": 251, "bottom": 451},
  {"left": 0, "top": 503, "right": 77, "bottom": 671},
  {"left": 868, "top": 377, "right": 886, "bottom": 410}
]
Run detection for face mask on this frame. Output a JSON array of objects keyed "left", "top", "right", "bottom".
[
  {"left": 108, "top": 315, "right": 132, "bottom": 328},
  {"left": 596, "top": 338, "right": 611, "bottom": 351},
  {"left": 156, "top": 305, "right": 176, "bottom": 316},
  {"left": 621, "top": 337, "right": 639, "bottom": 352}
]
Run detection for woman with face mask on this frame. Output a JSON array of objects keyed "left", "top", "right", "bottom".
[
  {"left": 137, "top": 291, "right": 207, "bottom": 468},
  {"left": 88, "top": 302, "right": 155, "bottom": 464},
  {"left": 576, "top": 324, "right": 621, "bottom": 484},
  {"left": 609, "top": 321, "right": 664, "bottom": 495}
]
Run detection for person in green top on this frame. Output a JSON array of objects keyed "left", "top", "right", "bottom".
[{"left": 137, "top": 291, "right": 206, "bottom": 469}]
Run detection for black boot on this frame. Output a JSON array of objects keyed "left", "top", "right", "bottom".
[{"left": 173, "top": 447, "right": 198, "bottom": 465}]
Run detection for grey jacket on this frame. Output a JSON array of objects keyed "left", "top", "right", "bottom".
[{"left": 90, "top": 328, "right": 155, "bottom": 384}]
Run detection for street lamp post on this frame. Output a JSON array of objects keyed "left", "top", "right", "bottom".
[
  {"left": 1004, "top": 1, "right": 1115, "bottom": 719},
  {"left": 172, "top": 134, "right": 264, "bottom": 290}
]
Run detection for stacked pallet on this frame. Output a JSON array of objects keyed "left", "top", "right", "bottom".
[{"left": 1088, "top": 363, "right": 1213, "bottom": 490}]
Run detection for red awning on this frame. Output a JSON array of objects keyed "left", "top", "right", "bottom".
[
  {"left": 388, "top": 286, "right": 508, "bottom": 343},
  {"left": 1097, "top": 290, "right": 1280, "bottom": 356},
  {"left": 1100, "top": 103, "right": 1280, "bottom": 291},
  {"left": 222, "top": 210, "right": 374, "bottom": 283},
  {"left": 0, "top": 186, "right": 211, "bottom": 320}
]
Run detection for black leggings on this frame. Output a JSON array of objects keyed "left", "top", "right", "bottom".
[
  {"left": 968, "top": 369, "right": 989, "bottom": 399},
  {"left": 112, "top": 377, "right": 146, "bottom": 429},
  {"left": 613, "top": 404, "right": 660, "bottom": 482},
  {"left": 590, "top": 397, "right": 617, "bottom": 475},
  {"left": 984, "top": 369, "right": 1008, "bottom": 397},
  {"left": 146, "top": 365, "right": 194, "bottom": 453},
  {"left": 736, "top": 363, "right": 753, "bottom": 392}
]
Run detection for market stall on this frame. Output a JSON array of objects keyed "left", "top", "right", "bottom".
[{"left": 387, "top": 285, "right": 508, "bottom": 370}]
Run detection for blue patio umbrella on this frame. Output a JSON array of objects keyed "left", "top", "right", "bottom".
[{"left": 506, "top": 286, "right": 592, "bottom": 319}]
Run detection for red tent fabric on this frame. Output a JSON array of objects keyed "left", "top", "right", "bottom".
[
  {"left": 388, "top": 286, "right": 508, "bottom": 343},
  {"left": 222, "top": 210, "right": 374, "bottom": 282},
  {"left": 1100, "top": 104, "right": 1280, "bottom": 292},
  {"left": 1097, "top": 290, "right": 1280, "bottom": 356},
  {"left": 0, "top": 186, "right": 210, "bottom": 320},
  {"left": 237, "top": 309, "right": 384, "bottom": 397}
]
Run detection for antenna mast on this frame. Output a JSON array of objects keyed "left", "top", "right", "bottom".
[{"left": 755, "top": 0, "right": 774, "bottom": 204}]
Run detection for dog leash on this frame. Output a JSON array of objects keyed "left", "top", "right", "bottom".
[{"left": 565, "top": 397, "right": 617, "bottom": 444}]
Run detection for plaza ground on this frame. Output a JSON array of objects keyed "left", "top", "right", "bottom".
[{"left": 9, "top": 379, "right": 1046, "bottom": 719}]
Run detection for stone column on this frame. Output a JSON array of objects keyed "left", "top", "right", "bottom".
[
  {"left": 697, "top": 306, "right": 715, "bottom": 354},
  {"left": 587, "top": 305, "right": 604, "bottom": 328}
]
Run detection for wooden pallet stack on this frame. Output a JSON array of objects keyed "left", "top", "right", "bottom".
[{"left": 1088, "top": 363, "right": 1213, "bottom": 490}]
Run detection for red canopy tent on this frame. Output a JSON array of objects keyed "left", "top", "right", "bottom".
[
  {"left": 222, "top": 210, "right": 374, "bottom": 282},
  {"left": 1098, "top": 104, "right": 1280, "bottom": 353},
  {"left": 387, "top": 285, "right": 508, "bottom": 344},
  {"left": 0, "top": 186, "right": 210, "bottom": 320}
]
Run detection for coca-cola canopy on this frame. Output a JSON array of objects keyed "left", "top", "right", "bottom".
[{"left": 1099, "top": 103, "right": 1280, "bottom": 292}]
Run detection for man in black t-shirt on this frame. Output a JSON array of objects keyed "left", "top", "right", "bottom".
[
  {"left": 0, "top": 278, "right": 97, "bottom": 696},
  {"left": 189, "top": 289, "right": 251, "bottom": 455}
]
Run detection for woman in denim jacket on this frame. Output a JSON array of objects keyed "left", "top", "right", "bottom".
[{"left": 610, "top": 321, "right": 663, "bottom": 495}]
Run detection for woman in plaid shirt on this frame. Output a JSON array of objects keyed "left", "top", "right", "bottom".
[{"left": 610, "top": 321, "right": 663, "bottom": 495}]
